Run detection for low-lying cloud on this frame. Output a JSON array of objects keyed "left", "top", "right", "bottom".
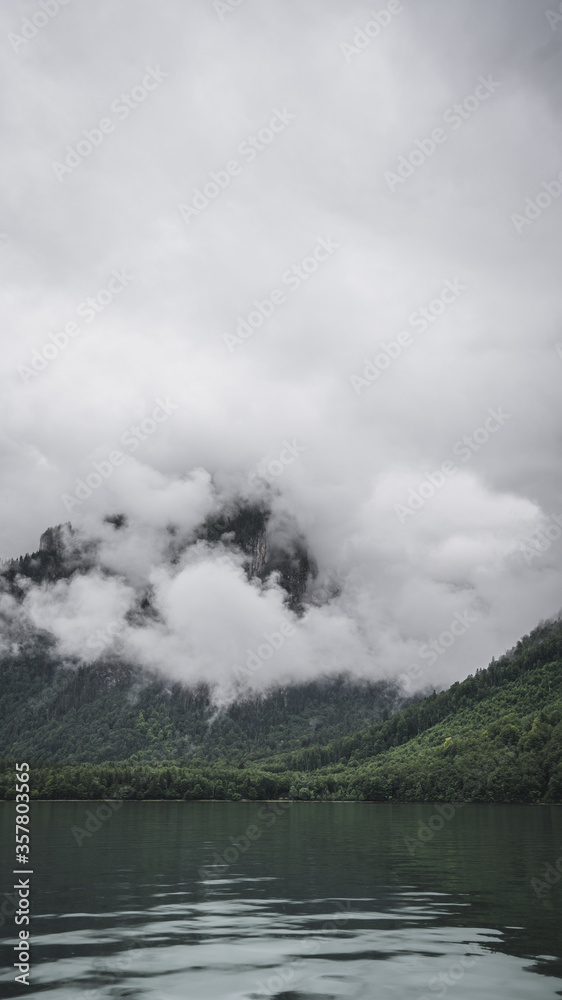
[{"left": 0, "top": 0, "right": 561, "bottom": 700}]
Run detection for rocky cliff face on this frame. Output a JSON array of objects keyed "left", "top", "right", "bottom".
[
  {"left": 2, "top": 502, "right": 316, "bottom": 615},
  {"left": 0, "top": 501, "right": 411, "bottom": 764},
  {"left": 249, "top": 528, "right": 268, "bottom": 578},
  {"left": 200, "top": 503, "right": 316, "bottom": 613},
  {"left": 2, "top": 522, "right": 90, "bottom": 593}
]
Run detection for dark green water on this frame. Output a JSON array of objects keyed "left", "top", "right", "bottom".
[{"left": 1, "top": 802, "right": 561, "bottom": 998}]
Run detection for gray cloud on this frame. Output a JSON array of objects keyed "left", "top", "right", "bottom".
[{"left": 1, "top": 0, "right": 561, "bottom": 695}]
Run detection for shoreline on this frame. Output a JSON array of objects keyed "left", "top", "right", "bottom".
[{"left": 1, "top": 798, "right": 559, "bottom": 805}]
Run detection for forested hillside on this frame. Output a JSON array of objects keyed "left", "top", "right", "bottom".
[
  {"left": 257, "top": 617, "right": 562, "bottom": 773},
  {"left": 0, "top": 647, "right": 404, "bottom": 763},
  {"left": 1, "top": 617, "right": 561, "bottom": 803},
  {"left": 2, "top": 505, "right": 392, "bottom": 762}
]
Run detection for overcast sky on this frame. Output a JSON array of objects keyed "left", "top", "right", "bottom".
[{"left": 1, "top": 0, "right": 561, "bottom": 698}]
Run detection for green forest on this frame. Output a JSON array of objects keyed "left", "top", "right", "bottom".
[
  {"left": 0, "top": 508, "right": 386, "bottom": 763},
  {"left": 0, "top": 651, "right": 404, "bottom": 763},
  {"left": 2, "top": 616, "right": 561, "bottom": 803}
]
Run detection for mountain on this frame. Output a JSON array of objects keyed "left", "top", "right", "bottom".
[
  {"left": 252, "top": 615, "right": 562, "bottom": 802},
  {"left": 1, "top": 509, "right": 561, "bottom": 804},
  {"left": 0, "top": 506, "right": 407, "bottom": 764},
  {"left": 0, "top": 651, "right": 405, "bottom": 764},
  {"left": 0, "top": 616, "right": 560, "bottom": 803},
  {"left": 1, "top": 501, "right": 315, "bottom": 611}
]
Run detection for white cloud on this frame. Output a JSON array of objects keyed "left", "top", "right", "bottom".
[
  {"left": 22, "top": 571, "right": 136, "bottom": 662},
  {"left": 0, "top": 0, "right": 561, "bottom": 695}
]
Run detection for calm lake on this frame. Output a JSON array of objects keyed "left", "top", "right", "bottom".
[{"left": 1, "top": 801, "right": 561, "bottom": 999}]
